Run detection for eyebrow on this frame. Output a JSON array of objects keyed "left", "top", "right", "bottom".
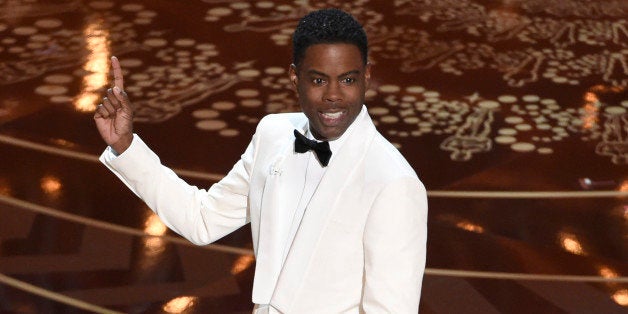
[{"left": 305, "top": 69, "right": 361, "bottom": 78}]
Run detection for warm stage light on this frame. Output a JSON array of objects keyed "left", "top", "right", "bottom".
[
  {"left": 231, "top": 254, "right": 255, "bottom": 275},
  {"left": 75, "top": 18, "right": 110, "bottom": 112},
  {"left": 163, "top": 296, "right": 198, "bottom": 313},
  {"left": 612, "top": 289, "right": 628, "bottom": 306},
  {"left": 557, "top": 232, "right": 586, "bottom": 256},
  {"left": 40, "top": 175, "right": 62, "bottom": 196}
]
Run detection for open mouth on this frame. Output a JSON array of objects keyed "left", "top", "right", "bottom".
[
  {"left": 319, "top": 110, "right": 346, "bottom": 125},
  {"left": 321, "top": 111, "right": 344, "bottom": 119}
]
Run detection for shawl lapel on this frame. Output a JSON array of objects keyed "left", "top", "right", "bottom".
[
  {"left": 270, "top": 109, "right": 377, "bottom": 310},
  {"left": 252, "top": 118, "right": 308, "bottom": 303}
]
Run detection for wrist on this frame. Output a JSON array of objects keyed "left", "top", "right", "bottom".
[{"left": 111, "top": 133, "right": 133, "bottom": 154}]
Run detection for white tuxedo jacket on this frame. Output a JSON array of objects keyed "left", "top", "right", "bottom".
[{"left": 101, "top": 107, "right": 428, "bottom": 313}]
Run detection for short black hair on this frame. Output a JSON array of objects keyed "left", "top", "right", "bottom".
[{"left": 292, "top": 8, "right": 368, "bottom": 67}]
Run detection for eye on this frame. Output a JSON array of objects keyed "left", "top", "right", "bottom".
[
  {"left": 341, "top": 77, "right": 356, "bottom": 85},
  {"left": 312, "top": 78, "right": 326, "bottom": 85}
]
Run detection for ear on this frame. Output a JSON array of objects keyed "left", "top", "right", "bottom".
[{"left": 289, "top": 64, "right": 298, "bottom": 90}]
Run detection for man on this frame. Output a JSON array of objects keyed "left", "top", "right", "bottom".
[{"left": 95, "top": 8, "right": 427, "bottom": 313}]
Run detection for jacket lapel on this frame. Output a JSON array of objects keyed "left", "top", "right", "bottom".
[
  {"left": 252, "top": 119, "right": 308, "bottom": 303},
  {"left": 271, "top": 109, "right": 377, "bottom": 310}
]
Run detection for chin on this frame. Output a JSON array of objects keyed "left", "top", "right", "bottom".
[
  {"left": 318, "top": 129, "right": 344, "bottom": 141},
  {"left": 311, "top": 121, "right": 350, "bottom": 140}
]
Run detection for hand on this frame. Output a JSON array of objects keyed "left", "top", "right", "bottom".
[{"left": 94, "top": 56, "right": 134, "bottom": 154}]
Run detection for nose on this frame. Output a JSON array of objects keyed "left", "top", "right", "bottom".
[{"left": 323, "top": 81, "right": 342, "bottom": 103}]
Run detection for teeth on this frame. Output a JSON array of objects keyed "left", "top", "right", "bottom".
[{"left": 322, "top": 111, "right": 343, "bottom": 118}]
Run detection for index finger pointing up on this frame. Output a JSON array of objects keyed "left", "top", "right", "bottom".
[{"left": 111, "top": 56, "right": 124, "bottom": 90}]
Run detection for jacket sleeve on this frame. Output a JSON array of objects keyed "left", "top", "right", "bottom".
[
  {"left": 100, "top": 133, "right": 258, "bottom": 245},
  {"left": 361, "top": 176, "right": 428, "bottom": 313}
]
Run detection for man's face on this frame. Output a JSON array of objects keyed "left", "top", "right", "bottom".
[{"left": 290, "top": 43, "right": 371, "bottom": 141}]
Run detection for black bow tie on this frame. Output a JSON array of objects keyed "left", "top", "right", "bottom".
[{"left": 294, "top": 129, "right": 332, "bottom": 167}]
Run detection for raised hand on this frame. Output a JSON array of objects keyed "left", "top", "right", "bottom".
[{"left": 94, "top": 56, "right": 134, "bottom": 154}]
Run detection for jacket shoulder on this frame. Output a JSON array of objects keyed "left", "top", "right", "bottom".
[
  {"left": 366, "top": 132, "right": 420, "bottom": 181},
  {"left": 257, "top": 112, "right": 306, "bottom": 132},
  {"left": 252, "top": 112, "right": 306, "bottom": 152}
]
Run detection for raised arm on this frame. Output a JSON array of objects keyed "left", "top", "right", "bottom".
[
  {"left": 95, "top": 56, "right": 254, "bottom": 245},
  {"left": 94, "top": 56, "right": 134, "bottom": 154}
]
